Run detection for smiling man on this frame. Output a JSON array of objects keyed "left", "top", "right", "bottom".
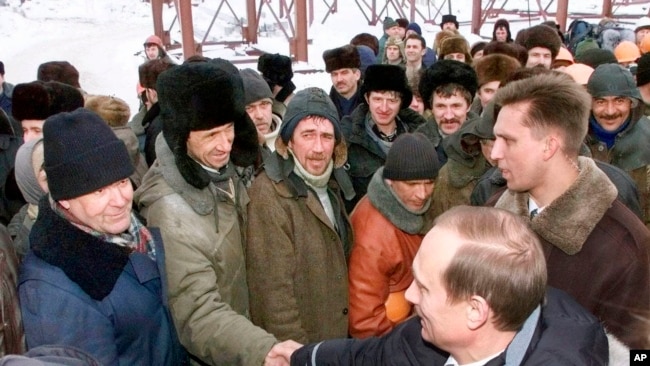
[
  {"left": 490, "top": 71, "right": 650, "bottom": 349},
  {"left": 246, "top": 87, "right": 354, "bottom": 344},
  {"left": 285, "top": 206, "right": 610, "bottom": 365},
  {"left": 586, "top": 63, "right": 650, "bottom": 228}
]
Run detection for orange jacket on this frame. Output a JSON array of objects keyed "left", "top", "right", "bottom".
[{"left": 348, "top": 196, "right": 423, "bottom": 338}]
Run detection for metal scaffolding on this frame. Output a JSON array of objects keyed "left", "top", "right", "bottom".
[{"left": 148, "top": 0, "right": 650, "bottom": 62}]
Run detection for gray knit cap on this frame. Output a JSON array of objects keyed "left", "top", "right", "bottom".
[
  {"left": 587, "top": 63, "right": 641, "bottom": 101},
  {"left": 383, "top": 133, "right": 439, "bottom": 180},
  {"left": 279, "top": 87, "right": 341, "bottom": 143},
  {"left": 240, "top": 68, "right": 273, "bottom": 106}
]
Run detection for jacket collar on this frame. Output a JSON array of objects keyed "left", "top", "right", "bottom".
[
  {"left": 30, "top": 197, "right": 132, "bottom": 300},
  {"left": 495, "top": 157, "right": 617, "bottom": 255}
]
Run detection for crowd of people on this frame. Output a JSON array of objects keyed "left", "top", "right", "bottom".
[{"left": 0, "top": 11, "right": 648, "bottom": 366}]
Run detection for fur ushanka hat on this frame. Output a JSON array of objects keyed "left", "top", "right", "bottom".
[
  {"left": 473, "top": 53, "right": 521, "bottom": 87},
  {"left": 12, "top": 81, "right": 84, "bottom": 121},
  {"left": 323, "top": 44, "right": 361, "bottom": 73},
  {"left": 156, "top": 61, "right": 259, "bottom": 189},
  {"left": 439, "top": 36, "right": 473, "bottom": 64},
  {"left": 361, "top": 64, "right": 413, "bottom": 109},
  {"left": 419, "top": 60, "right": 478, "bottom": 110},
  {"left": 37, "top": 61, "right": 81, "bottom": 88},
  {"left": 516, "top": 24, "right": 563, "bottom": 59}
]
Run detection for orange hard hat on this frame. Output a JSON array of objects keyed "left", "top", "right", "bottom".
[
  {"left": 385, "top": 290, "right": 411, "bottom": 323},
  {"left": 144, "top": 35, "right": 163, "bottom": 48},
  {"left": 614, "top": 41, "right": 641, "bottom": 63},
  {"left": 556, "top": 47, "right": 574, "bottom": 63},
  {"left": 562, "top": 63, "right": 595, "bottom": 85}
]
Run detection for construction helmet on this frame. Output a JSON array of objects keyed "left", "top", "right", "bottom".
[{"left": 614, "top": 41, "right": 641, "bottom": 63}]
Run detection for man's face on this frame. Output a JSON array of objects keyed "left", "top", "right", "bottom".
[
  {"left": 61, "top": 178, "right": 133, "bottom": 235},
  {"left": 386, "top": 179, "right": 435, "bottom": 211},
  {"left": 591, "top": 96, "right": 632, "bottom": 132},
  {"left": 637, "top": 28, "right": 650, "bottom": 45},
  {"left": 330, "top": 68, "right": 360, "bottom": 98},
  {"left": 288, "top": 117, "right": 336, "bottom": 176},
  {"left": 246, "top": 98, "right": 274, "bottom": 135},
  {"left": 396, "top": 27, "right": 407, "bottom": 40},
  {"left": 405, "top": 226, "right": 467, "bottom": 349},
  {"left": 443, "top": 53, "right": 466, "bottom": 63},
  {"left": 526, "top": 47, "right": 553, "bottom": 69},
  {"left": 386, "top": 45, "right": 402, "bottom": 62},
  {"left": 442, "top": 22, "right": 457, "bottom": 31},
  {"left": 145, "top": 44, "right": 160, "bottom": 60},
  {"left": 366, "top": 91, "right": 402, "bottom": 128},
  {"left": 477, "top": 81, "right": 500, "bottom": 108},
  {"left": 386, "top": 25, "right": 400, "bottom": 37},
  {"left": 186, "top": 122, "right": 235, "bottom": 170},
  {"left": 22, "top": 120, "right": 45, "bottom": 142},
  {"left": 495, "top": 26, "right": 508, "bottom": 42},
  {"left": 409, "top": 95, "right": 425, "bottom": 115},
  {"left": 490, "top": 102, "right": 546, "bottom": 194},
  {"left": 405, "top": 38, "right": 425, "bottom": 63},
  {"left": 480, "top": 139, "right": 496, "bottom": 166},
  {"left": 432, "top": 91, "right": 470, "bottom": 135}
]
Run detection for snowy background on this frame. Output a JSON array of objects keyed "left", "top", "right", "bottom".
[{"left": 1, "top": 0, "right": 648, "bottom": 115}]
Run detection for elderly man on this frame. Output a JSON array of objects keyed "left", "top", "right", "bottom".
[
  {"left": 348, "top": 133, "right": 439, "bottom": 338},
  {"left": 415, "top": 60, "right": 478, "bottom": 165},
  {"left": 135, "top": 61, "right": 285, "bottom": 365},
  {"left": 586, "top": 63, "right": 650, "bottom": 227},
  {"left": 323, "top": 45, "right": 363, "bottom": 119},
  {"left": 246, "top": 87, "right": 354, "bottom": 344},
  {"left": 286, "top": 206, "right": 609, "bottom": 365},
  {"left": 489, "top": 71, "right": 650, "bottom": 349},
  {"left": 240, "top": 68, "right": 282, "bottom": 158},
  {"left": 515, "top": 24, "right": 563, "bottom": 69},
  {"left": 342, "top": 64, "right": 426, "bottom": 211},
  {"left": 19, "top": 109, "right": 186, "bottom": 365},
  {"left": 11, "top": 81, "right": 84, "bottom": 142}
]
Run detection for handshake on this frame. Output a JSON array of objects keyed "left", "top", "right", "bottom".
[{"left": 264, "top": 340, "right": 303, "bottom": 366}]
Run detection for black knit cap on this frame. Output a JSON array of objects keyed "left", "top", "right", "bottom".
[
  {"left": 43, "top": 108, "right": 134, "bottom": 200},
  {"left": 383, "top": 132, "right": 439, "bottom": 180}
]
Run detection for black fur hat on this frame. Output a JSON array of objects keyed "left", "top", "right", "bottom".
[
  {"left": 156, "top": 62, "right": 259, "bottom": 189},
  {"left": 419, "top": 60, "right": 478, "bottom": 110},
  {"left": 257, "top": 53, "right": 293, "bottom": 87},
  {"left": 323, "top": 45, "right": 361, "bottom": 73},
  {"left": 12, "top": 81, "right": 84, "bottom": 121},
  {"left": 361, "top": 64, "right": 412, "bottom": 109},
  {"left": 441, "top": 14, "right": 459, "bottom": 29},
  {"left": 37, "top": 61, "right": 81, "bottom": 88},
  {"left": 516, "top": 24, "right": 562, "bottom": 59}
]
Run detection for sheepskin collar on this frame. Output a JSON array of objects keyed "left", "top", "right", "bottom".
[
  {"left": 495, "top": 157, "right": 617, "bottom": 255},
  {"left": 367, "top": 168, "right": 432, "bottom": 234}
]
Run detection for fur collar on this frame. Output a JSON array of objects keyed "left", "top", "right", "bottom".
[
  {"left": 367, "top": 168, "right": 432, "bottom": 234},
  {"left": 29, "top": 198, "right": 132, "bottom": 300},
  {"left": 495, "top": 157, "right": 617, "bottom": 255}
]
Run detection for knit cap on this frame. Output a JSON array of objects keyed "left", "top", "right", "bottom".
[
  {"left": 575, "top": 48, "right": 617, "bottom": 69},
  {"left": 240, "top": 68, "right": 273, "bottom": 105},
  {"left": 43, "top": 108, "right": 134, "bottom": 200},
  {"left": 383, "top": 132, "right": 439, "bottom": 180},
  {"left": 280, "top": 87, "right": 341, "bottom": 143},
  {"left": 587, "top": 63, "right": 641, "bottom": 101},
  {"left": 407, "top": 22, "right": 422, "bottom": 35},
  {"left": 383, "top": 17, "right": 398, "bottom": 30}
]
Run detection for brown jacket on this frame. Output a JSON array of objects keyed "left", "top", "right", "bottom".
[
  {"left": 492, "top": 157, "right": 650, "bottom": 349},
  {"left": 246, "top": 153, "right": 352, "bottom": 344},
  {"left": 348, "top": 169, "right": 430, "bottom": 338}
]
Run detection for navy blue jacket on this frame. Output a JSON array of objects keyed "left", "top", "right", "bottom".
[
  {"left": 291, "top": 287, "right": 608, "bottom": 365},
  {"left": 19, "top": 199, "right": 186, "bottom": 366}
]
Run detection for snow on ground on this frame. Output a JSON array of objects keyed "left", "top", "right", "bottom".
[{"left": 1, "top": 0, "right": 648, "bottom": 115}]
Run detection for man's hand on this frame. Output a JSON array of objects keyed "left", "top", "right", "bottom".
[{"left": 264, "top": 340, "right": 303, "bottom": 366}]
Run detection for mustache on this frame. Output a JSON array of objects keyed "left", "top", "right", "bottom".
[
  {"left": 598, "top": 113, "right": 624, "bottom": 120},
  {"left": 440, "top": 118, "right": 461, "bottom": 124}
]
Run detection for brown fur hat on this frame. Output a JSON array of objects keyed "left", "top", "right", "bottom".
[
  {"left": 12, "top": 81, "right": 84, "bottom": 121},
  {"left": 396, "top": 18, "right": 409, "bottom": 29},
  {"left": 37, "top": 61, "right": 81, "bottom": 88},
  {"left": 473, "top": 53, "right": 521, "bottom": 87},
  {"left": 434, "top": 29, "right": 460, "bottom": 54},
  {"left": 323, "top": 45, "right": 361, "bottom": 73},
  {"left": 139, "top": 59, "right": 175, "bottom": 90},
  {"left": 516, "top": 24, "right": 562, "bottom": 59},
  {"left": 483, "top": 41, "right": 529, "bottom": 66},
  {"left": 84, "top": 95, "right": 131, "bottom": 127},
  {"left": 439, "top": 36, "right": 473, "bottom": 64},
  {"left": 350, "top": 33, "right": 379, "bottom": 55}
]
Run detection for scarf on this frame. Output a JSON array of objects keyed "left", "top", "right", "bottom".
[
  {"left": 50, "top": 196, "right": 156, "bottom": 260},
  {"left": 589, "top": 115, "right": 630, "bottom": 149}
]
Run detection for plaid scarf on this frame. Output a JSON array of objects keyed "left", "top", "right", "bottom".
[{"left": 50, "top": 196, "right": 156, "bottom": 260}]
